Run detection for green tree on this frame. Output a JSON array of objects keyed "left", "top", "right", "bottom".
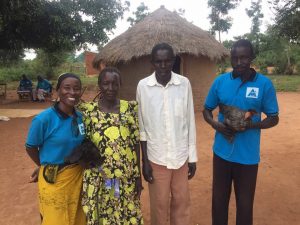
[
  {"left": 207, "top": 0, "right": 241, "bottom": 42},
  {"left": 245, "top": 0, "right": 264, "bottom": 54},
  {"left": 34, "top": 50, "right": 70, "bottom": 79},
  {"left": 127, "top": 2, "right": 149, "bottom": 26},
  {"left": 246, "top": 0, "right": 264, "bottom": 35},
  {"left": 271, "top": 0, "right": 300, "bottom": 43},
  {"left": 0, "top": 0, "right": 128, "bottom": 59},
  {"left": 253, "top": 29, "right": 300, "bottom": 74}
]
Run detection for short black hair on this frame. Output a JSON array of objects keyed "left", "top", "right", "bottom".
[
  {"left": 98, "top": 67, "right": 122, "bottom": 86},
  {"left": 151, "top": 43, "right": 175, "bottom": 61},
  {"left": 56, "top": 73, "right": 81, "bottom": 91},
  {"left": 231, "top": 39, "right": 255, "bottom": 58}
]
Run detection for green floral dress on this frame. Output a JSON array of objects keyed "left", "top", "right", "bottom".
[{"left": 78, "top": 100, "right": 143, "bottom": 225}]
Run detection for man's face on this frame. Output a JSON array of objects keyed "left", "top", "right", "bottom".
[
  {"left": 231, "top": 46, "right": 253, "bottom": 75},
  {"left": 152, "top": 49, "right": 174, "bottom": 78}
]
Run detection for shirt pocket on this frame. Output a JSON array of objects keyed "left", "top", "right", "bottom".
[{"left": 244, "top": 97, "right": 261, "bottom": 111}]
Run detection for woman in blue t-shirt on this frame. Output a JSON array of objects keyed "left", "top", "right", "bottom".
[{"left": 25, "top": 73, "right": 86, "bottom": 225}]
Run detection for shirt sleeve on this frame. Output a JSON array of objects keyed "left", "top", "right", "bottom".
[
  {"left": 262, "top": 79, "right": 279, "bottom": 116},
  {"left": 187, "top": 80, "right": 198, "bottom": 163},
  {"left": 204, "top": 77, "right": 220, "bottom": 110},
  {"left": 136, "top": 84, "right": 147, "bottom": 141},
  {"left": 25, "top": 116, "right": 45, "bottom": 148}
]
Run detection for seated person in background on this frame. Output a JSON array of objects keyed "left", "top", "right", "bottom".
[
  {"left": 35, "top": 75, "right": 52, "bottom": 102},
  {"left": 18, "top": 74, "right": 33, "bottom": 100},
  {"left": 19, "top": 74, "right": 33, "bottom": 91}
]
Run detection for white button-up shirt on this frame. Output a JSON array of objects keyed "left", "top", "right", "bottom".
[{"left": 136, "top": 72, "right": 197, "bottom": 169}]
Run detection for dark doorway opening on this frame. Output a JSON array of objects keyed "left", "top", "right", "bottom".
[{"left": 172, "top": 55, "right": 181, "bottom": 74}]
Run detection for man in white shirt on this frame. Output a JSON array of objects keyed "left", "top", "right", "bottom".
[{"left": 136, "top": 43, "right": 197, "bottom": 225}]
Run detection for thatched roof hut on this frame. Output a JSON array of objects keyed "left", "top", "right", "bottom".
[{"left": 93, "top": 6, "right": 229, "bottom": 109}]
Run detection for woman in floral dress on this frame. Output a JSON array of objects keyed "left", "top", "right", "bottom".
[{"left": 78, "top": 67, "right": 143, "bottom": 225}]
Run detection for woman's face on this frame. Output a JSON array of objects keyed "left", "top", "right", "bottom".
[
  {"left": 57, "top": 77, "right": 81, "bottom": 107},
  {"left": 99, "top": 71, "right": 120, "bottom": 101}
]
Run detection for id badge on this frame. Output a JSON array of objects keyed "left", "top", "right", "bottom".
[
  {"left": 114, "top": 179, "right": 120, "bottom": 198},
  {"left": 78, "top": 123, "right": 85, "bottom": 135},
  {"left": 105, "top": 179, "right": 112, "bottom": 189}
]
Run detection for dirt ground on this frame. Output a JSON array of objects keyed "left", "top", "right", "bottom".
[{"left": 0, "top": 91, "right": 299, "bottom": 225}]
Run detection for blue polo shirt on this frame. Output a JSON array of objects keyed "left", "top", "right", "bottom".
[
  {"left": 26, "top": 104, "right": 85, "bottom": 165},
  {"left": 204, "top": 71, "right": 279, "bottom": 165}
]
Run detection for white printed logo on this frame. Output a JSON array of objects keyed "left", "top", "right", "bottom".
[{"left": 246, "top": 87, "right": 259, "bottom": 98}]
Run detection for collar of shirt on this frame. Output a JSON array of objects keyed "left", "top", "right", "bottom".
[
  {"left": 231, "top": 68, "right": 257, "bottom": 82},
  {"left": 53, "top": 102, "right": 79, "bottom": 119},
  {"left": 146, "top": 72, "right": 181, "bottom": 87}
]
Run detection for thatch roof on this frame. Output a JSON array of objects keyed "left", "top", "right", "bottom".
[{"left": 94, "top": 6, "right": 229, "bottom": 67}]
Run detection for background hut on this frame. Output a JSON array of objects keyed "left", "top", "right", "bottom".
[{"left": 93, "top": 6, "right": 229, "bottom": 110}]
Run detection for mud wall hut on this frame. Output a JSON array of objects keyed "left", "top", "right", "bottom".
[{"left": 93, "top": 6, "right": 228, "bottom": 110}]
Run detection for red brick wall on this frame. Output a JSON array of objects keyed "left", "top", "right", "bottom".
[{"left": 85, "top": 51, "right": 99, "bottom": 75}]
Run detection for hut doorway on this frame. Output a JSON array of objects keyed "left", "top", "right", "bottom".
[{"left": 172, "top": 55, "right": 181, "bottom": 74}]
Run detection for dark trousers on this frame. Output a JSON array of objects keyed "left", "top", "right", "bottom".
[{"left": 212, "top": 154, "right": 258, "bottom": 225}]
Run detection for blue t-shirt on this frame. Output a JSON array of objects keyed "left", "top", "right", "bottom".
[
  {"left": 204, "top": 71, "right": 279, "bottom": 165},
  {"left": 26, "top": 106, "right": 85, "bottom": 165}
]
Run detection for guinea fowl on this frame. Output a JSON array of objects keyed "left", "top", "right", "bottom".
[{"left": 219, "top": 103, "right": 257, "bottom": 142}]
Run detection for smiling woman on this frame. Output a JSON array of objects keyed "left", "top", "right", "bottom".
[
  {"left": 77, "top": 67, "right": 144, "bottom": 225},
  {"left": 25, "top": 73, "right": 86, "bottom": 225}
]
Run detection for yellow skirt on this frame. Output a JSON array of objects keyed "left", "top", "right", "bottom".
[{"left": 38, "top": 164, "right": 86, "bottom": 225}]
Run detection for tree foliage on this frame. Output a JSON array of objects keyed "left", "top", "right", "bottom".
[
  {"left": 254, "top": 29, "right": 300, "bottom": 74},
  {"left": 127, "top": 2, "right": 149, "bottom": 26},
  {"left": 270, "top": 0, "right": 300, "bottom": 43},
  {"left": 208, "top": 0, "right": 241, "bottom": 42},
  {"left": 0, "top": 0, "right": 128, "bottom": 60},
  {"left": 245, "top": 0, "right": 264, "bottom": 55},
  {"left": 246, "top": 0, "right": 264, "bottom": 35}
]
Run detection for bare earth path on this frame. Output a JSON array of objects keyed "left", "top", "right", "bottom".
[{"left": 0, "top": 92, "right": 299, "bottom": 225}]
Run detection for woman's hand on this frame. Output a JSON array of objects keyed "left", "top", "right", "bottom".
[
  {"left": 135, "top": 176, "right": 143, "bottom": 199},
  {"left": 29, "top": 167, "right": 40, "bottom": 183}
]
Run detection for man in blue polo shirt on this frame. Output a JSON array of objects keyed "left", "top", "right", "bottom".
[{"left": 203, "top": 39, "right": 279, "bottom": 225}]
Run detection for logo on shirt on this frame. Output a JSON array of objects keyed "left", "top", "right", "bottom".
[
  {"left": 78, "top": 123, "right": 85, "bottom": 135},
  {"left": 246, "top": 87, "right": 259, "bottom": 98}
]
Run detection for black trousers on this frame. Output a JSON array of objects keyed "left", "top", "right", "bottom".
[{"left": 212, "top": 154, "right": 258, "bottom": 225}]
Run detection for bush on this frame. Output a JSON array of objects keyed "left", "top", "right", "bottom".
[
  {"left": 0, "top": 58, "right": 86, "bottom": 83},
  {"left": 0, "top": 60, "right": 37, "bottom": 82}
]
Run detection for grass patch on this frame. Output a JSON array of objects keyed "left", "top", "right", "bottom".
[{"left": 267, "top": 74, "right": 300, "bottom": 92}]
